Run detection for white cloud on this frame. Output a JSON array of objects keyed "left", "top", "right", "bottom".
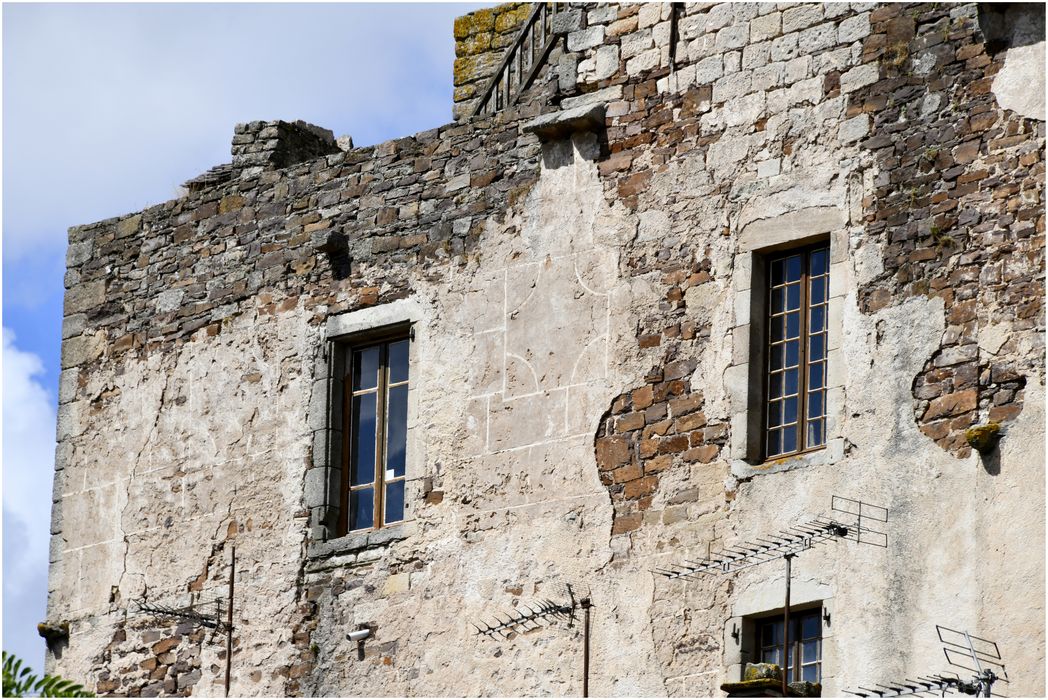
[{"left": 2, "top": 328, "right": 56, "bottom": 668}]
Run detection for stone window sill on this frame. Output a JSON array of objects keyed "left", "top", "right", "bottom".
[
  {"left": 306, "top": 521, "right": 416, "bottom": 560},
  {"left": 731, "top": 437, "right": 844, "bottom": 479}
]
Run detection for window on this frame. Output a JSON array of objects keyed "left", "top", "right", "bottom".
[
  {"left": 339, "top": 334, "right": 410, "bottom": 534},
  {"left": 764, "top": 244, "right": 829, "bottom": 459},
  {"left": 756, "top": 608, "right": 822, "bottom": 685}
]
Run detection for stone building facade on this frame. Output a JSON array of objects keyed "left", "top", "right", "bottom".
[{"left": 46, "top": 2, "right": 1044, "bottom": 697}]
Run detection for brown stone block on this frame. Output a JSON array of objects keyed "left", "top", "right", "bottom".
[
  {"left": 683, "top": 445, "right": 719, "bottom": 463},
  {"left": 616, "top": 412, "right": 645, "bottom": 432},
  {"left": 152, "top": 637, "right": 181, "bottom": 655},
  {"left": 612, "top": 512, "right": 643, "bottom": 535},
  {"left": 639, "top": 438, "right": 658, "bottom": 458},
  {"left": 675, "top": 412, "right": 708, "bottom": 432},
  {"left": 658, "top": 434, "right": 689, "bottom": 454},
  {"left": 923, "top": 389, "right": 978, "bottom": 420},
  {"left": 632, "top": 385, "right": 654, "bottom": 409},
  {"left": 613, "top": 463, "right": 643, "bottom": 483},
  {"left": 643, "top": 419, "right": 672, "bottom": 438},
  {"left": 645, "top": 455, "right": 673, "bottom": 473},
  {"left": 989, "top": 404, "right": 1022, "bottom": 423},
  {"left": 618, "top": 169, "right": 652, "bottom": 198},
  {"left": 919, "top": 420, "right": 950, "bottom": 441},
  {"left": 669, "top": 394, "right": 702, "bottom": 416},
  {"left": 597, "top": 436, "right": 631, "bottom": 470},
  {"left": 637, "top": 333, "right": 661, "bottom": 348},
  {"left": 624, "top": 475, "right": 659, "bottom": 499}
]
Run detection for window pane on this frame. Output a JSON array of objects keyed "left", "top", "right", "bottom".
[
  {"left": 810, "top": 248, "right": 829, "bottom": 276},
  {"left": 350, "top": 488, "right": 374, "bottom": 531},
  {"left": 769, "top": 373, "right": 783, "bottom": 399},
  {"left": 782, "top": 426, "right": 797, "bottom": 453},
  {"left": 801, "top": 614, "right": 820, "bottom": 640},
  {"left": 784, "top": 397, "right": 798, "bottom": 424},
  {"left": 771, "top": 259, "right": 786, "bottom": 286},
  {"left": 811, "top": 277, "right": 826, "bottom": 304},
  {"left": 808, "top": 391, "right": 824, "bottom": 419},
  {"left": 761, "top": 648, "right": 779, "bottom": 665},
  {"left": 807, "top": 420, "right": 824, "bottom": 448},
  {"left": 771, "top": 315, "right": 785, "bottom": 342},
  {"left": 810, "top": 333, "right": 825, "bottom": 361},
  {"left": 386, "top": 385, "right": 409, "bottom": 478},
  {"left": 786, "top": 284, "right": 800, "bottom": 311},
  {"left": 353, "top": 346, "right": 380, "bottom": 391},
  {"left": 809, "top": 362, "right": 824, "bottom": 391},
  {"left": 351, "top": 393, "right": 377, "bottom": 486},
  {"left": 385, "top": 480, "right": 405, "bottom": 524},
  {"left": 785, "top": 255, "right": 802, "bottom": 281},
  {"left": 388, "top": 339, "right": 410, "bottom": 384},
  {"left": 802, "top": 664, "right": 819, "bottom": 683},
  {"left": 784, "top": 368, "right": 799, "bottom": 397},
  {"left": 771, "top": 287, "right": 785, "bottom": 313},
  {"left": 786, "top": 311, "right": 800, "bottom": 339},
  {"left": 810, "top": 305, "right": 825, "bottom": 333},
  {"left": 770, "top": 344, "right": 784, "bottom": 371},
  {"left": 767, "top": 429, "right": 781, "bottom": 456},
  {"left": 768, "top": 401, "right": 782, "bottom": 427},
  {"left": 785, "top": 340, "right": 799, "bottom": 368}
]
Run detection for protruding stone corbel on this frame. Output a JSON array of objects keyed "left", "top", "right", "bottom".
[
  {"left": 965, "top": 422, "right": 1002, "bottom": 454},
  {"left": 523, "top": 103, "right": 606, "bottom": 142}
]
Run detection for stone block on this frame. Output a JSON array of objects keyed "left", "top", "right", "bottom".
[
  {"left": 839, "top": 12, "right": 871, "bottom": 43},
  {"left": 594, "top": 45, "right": 620, "bottom": 80},
  {"left": 381, "top": 572, "right": 411, "bottom": 596},
  {"left": 781, "top": 4, "right": 822, "bottom": 33},
  {"left": 839, "top": 114, "right": 870, "bottom": 143},
  {"left": 620, "top": 29, "right": 654, "bottom": 59},
  {"left": 695, "top": 55, "right": 724, "bottom": 84},
  {"left": 716, "top": 24, "right": 750, "bottom": 52},
  {"left": 840, "top": 63, "right": 879, "bottom": 93},
  {"left": 568, "top": 25, "right": 605, "bottom": 52},
  {"left": 65, "top": 280, "right": 106, "bottom": 315},
  {"left": 750, "top": 12, "right": 781, "bottom": 43},
  {"left": 626, "top": 48, "right": 660, "bottom": 76}
]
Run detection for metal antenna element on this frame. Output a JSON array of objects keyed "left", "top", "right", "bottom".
[
  {"left": 844, "top": 626, "right": 1008, "bottom": 698},
  {"left": 472, "top": 583, "right": 580, "bottom": 640},
  {"left": 134, "top": 598, "right": 227, "bottom": 630},
  {"left": 653, "top": 495, "right": 888, "bottom": 580}
]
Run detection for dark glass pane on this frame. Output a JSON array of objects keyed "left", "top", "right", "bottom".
[
  {"left": 785, "top": 254, "right": 802, "bottom": 281},
  {"left": 765, "top": 621, "right": 783, "bottom": 645},
  {"left": 767, "top": 429, "right": 781, "bottom": 456},
  {"left": 784, "top": 368, "right": 799, "bottom": 397},
  {"left": 351, "top": 393, "right": 377, "bottom": 486},
  {"left": 784, "top": 397, "right": 798, "bottom": 424},
  {"left": 810, "top": 248, "right": 829, "bottom": 276},
  {"left": 811, "top": 277, "right": 826, "bottom": 304},
  {"left": 782, "top": 425, "right": 797, "bottom": 453},
  {"left": 771, "top": 315, "right": 785, "bottom": 342},
  {"left": 808, "top": 390, "right": 824, "bottom": 419},
  {"left": 801, "top": 614, "right": 820, "bottom": 640},
  {"left": 786, "top": 284, "right": 800, "bottom": 311},
  {"left": 761, "top": 649, "right": 778, "bottom": 665},
  {"left": 350, "top": 488, "right": 374, "bottom": 531},
  {"left": 802, "top": 664, "right": 818, "bottom": 683},
  {"left": 771, "top": 287, "right": 785, "bottom": 313},
  {"left": 388, "top": 339, "right": 410, "bottom": 384},
  {"left": 768, "top": 401, "right": 782, "bottom": 427},
  {"left": 786, "top": 311, "right": 800, "bottom": 339},
  {"left": 769, "top": 373, "right": 783, "bottom": 399},
  {"left": 352, "top": 346, "right": 380, "bottom": 391},
  {"left": 385, "top": 480, "right": 405, "bottom": 524},
  {"left": 807, "top": 419, "right": 824, "bottom": 447},
  {"left": 771, "top": 259, "right": 786, "bottom": 286},
  {"left": 785, "top": 339, "right": 799, "bottom": 367},
  {"left": 809, "top": 362, "right": 824, "bottom": 390},
  {"left": 810, "top": 333, "right": 825, "bottom": 361},
  {"left": 770, "top": 344, "right": 784, "bottom": 371},
  {"left": 810, "top": 305, "right": 826, "bottom": 333},
  {"left": 385, "top": 385, "right": 408, "bottom": 478}
]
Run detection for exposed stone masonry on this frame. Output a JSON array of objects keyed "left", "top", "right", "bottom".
[{"left": 49, "top": 2, "right": 1045, "bottom": 697}]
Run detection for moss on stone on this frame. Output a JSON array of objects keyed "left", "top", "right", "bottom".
[
  {"left": 965, "top": 422, "right": 1001, "bottom": 453},
  {"left": 494, "top": 3, "right": 531, "bottom": 34}
]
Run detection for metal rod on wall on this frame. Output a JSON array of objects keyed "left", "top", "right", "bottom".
[
  {"left": 782, "top": 553, "right": 794, "bottom": 696},
  {"left": 224, "top": 546, "right": 236, "bottom": 698},
  {"left": 581, "top": 597, "right": 592, "bottom": 697}
]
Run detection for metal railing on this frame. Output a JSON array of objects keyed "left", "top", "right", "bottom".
[{"left": 471, "top": 3, "right": 563, "bottom": 118}]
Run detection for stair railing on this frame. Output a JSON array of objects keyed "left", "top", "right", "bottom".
[{"left": 471, "top": 3, "right": 563, "bottom": 118}]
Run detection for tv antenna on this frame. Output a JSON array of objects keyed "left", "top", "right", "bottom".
[
  {"left": 133, "top": 546, "right": 237, "bottom": 697},
  {"left": 653, "top": 495, "right": 888, "bottom": 695},
  {"left": 845, "top": 625, "right": 1008, "bottom": 698},
  {"left": 473, "top": 583, "right": 595, "bottom": 696}
]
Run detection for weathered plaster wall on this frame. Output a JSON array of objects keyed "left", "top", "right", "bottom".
[{"left": 48, "top": 2, "right": 1043, "bottom": 697}]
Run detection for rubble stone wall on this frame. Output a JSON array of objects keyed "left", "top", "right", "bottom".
[{"left": 48, "top": 2, "right": 1044, "bottom": 697}]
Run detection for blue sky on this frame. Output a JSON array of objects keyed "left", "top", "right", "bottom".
[{"left": 3, "top": 1, "right": 486, "bottom": 674}]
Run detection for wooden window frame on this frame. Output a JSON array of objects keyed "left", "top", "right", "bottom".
[
  {"left": 761, "top": 242, "right": 830, "bottom": 461},
  {"left": 337, "top": 325, "right": 411, "bottom": 536},
  {"left": 754, "top": 606, "right": 823, "bottom": 686}
]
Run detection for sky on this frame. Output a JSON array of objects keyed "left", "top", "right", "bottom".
[{"left": 2, "top": 1, "right": 486, "bottom": 674}]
